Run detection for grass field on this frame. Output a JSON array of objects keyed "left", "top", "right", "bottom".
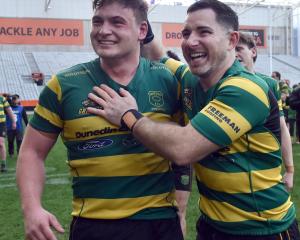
[{"left": 0, "top": 137, "right": 299, "bottom": 240}]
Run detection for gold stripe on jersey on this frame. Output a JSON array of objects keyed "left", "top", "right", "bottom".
[
  {"left": 219, "top": 137, "right": 248, "bottom": 155},
  {"left": 63, "top": 113, "right": 173, "bottom": 141},
  {"left": 72, "top": 192, "right": 176, "bottom": 219},
  {"left": 200, "top": 195, "right": 292, "bottom": 222},
  {"left": 278, "top": 99, "right": 283, "bottom": 111},
  {"left": 219, "top": 77, "right": 269, "bottom": 107},
  {"left": 247, "top": 133, "right": 280, "bottom": 153},
  {"left": 0, "top": 110, "right": 4, "bottom": 115},
  {"left": 0, "top": 119, "right": 5, "bottom": 123},
  {"left": 181, "top": 67, "right": 190, "bottom": 79},
  {"left": 164, "top": 58, "right": 184, "bottom": 74},
  {"left": 194, "top": 164, "right": 281, "bottom": 194},
  {"left": 35, "top": 104, "right": 63, "bottom": 128},
  {"left": 70, "top": 153, "right": 170, "bottom": 177},
  {"left": 201, "top": 99, "right": 251, "bottom": 141},
  {"left": 47, "top": 76, "right": 62, "bottom": 101}
]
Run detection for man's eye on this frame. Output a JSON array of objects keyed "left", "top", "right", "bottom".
[{"left": 182, "top": 31, "right": 190, "bottom": 39}]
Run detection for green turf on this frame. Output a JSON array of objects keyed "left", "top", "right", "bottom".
[{"left": 0, "top": 137, "right": 299, "bottom": 240}]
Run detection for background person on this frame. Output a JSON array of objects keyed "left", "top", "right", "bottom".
[
  {"left": 6, "top": 94, "right": 28, "bottom": 157},
  {"left": 0, "top": 94, "right": 16, "bottom": 172}
]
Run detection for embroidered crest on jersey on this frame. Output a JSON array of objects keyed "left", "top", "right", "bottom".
[
  {"left": 79, "top": 98, "right": 103, "bottom": 115},
  {"left": 183, "top": 88, "right": 193, "bottom": 110},
  {"left": 148, "top": 91, "right": 164, "bottom": 108}
]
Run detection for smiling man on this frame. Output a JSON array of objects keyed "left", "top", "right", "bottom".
[
  {"left": 16, "top": 0, "right": 188, "bottom": 240},
  {"left": 88, "top": 0, "right": 300, "bottom": 239}
]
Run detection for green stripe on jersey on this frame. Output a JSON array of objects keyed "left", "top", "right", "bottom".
[
  {"left": 73, "top": 172, "right": 174, "bottom": 199},
  {"left": 197, "top": 180, "right": 290, "bottom": 212}
]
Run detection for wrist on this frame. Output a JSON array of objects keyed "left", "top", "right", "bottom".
[
  {"left": 285, "top": 165, "right": 294, "bottom": 173},
  {"left": 121, "top": 109, "right": 143, "bottom": 131}
]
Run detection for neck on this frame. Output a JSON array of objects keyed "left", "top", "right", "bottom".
[
  {"left": 200, "top": 54, "right": 235, "bottom": 91},
  {"left": 101, "top": 52, "right": 140, "bottom": 85},
  {"left": 247, "top": 63, "right": 255, "bottom": 74}
]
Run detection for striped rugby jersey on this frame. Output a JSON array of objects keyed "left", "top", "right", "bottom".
[
  {"left": 256, "top": 72, "right": 284, "bottom": 117},
  {"left": 162, "top": 58, "right": 295, "bottom": 236},
  {"left": 30, "top": 57, "right": 181, "bottom": 220},
  {"left": 0, "top": 96, "right": 10, "bottom": 123}
]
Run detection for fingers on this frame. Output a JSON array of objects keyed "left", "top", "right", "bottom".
[
  {"left": 119, "top": 87, "right": 130, "bottom": 97},
  {"left": 49, "top": 215, "right": 65, "bottom": 233},
  {"left": 87, "top": 107, "right": 106, "bottom": 117},
  {"left": 92, "top": 86, "right": 112, "bottom": 101},
  {"left": 88, "top": 92, "right": 107, "bottom": 109},
  {"left": 99, "top": 84, "right": 119, "bottom": 98}
]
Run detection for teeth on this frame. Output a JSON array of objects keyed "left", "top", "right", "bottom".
[
  {"left": 190, "top": 52, "right": 206, "bottom": 58},
  {"left": 99, "top": 40, "right": 115, "bottom": 45}
]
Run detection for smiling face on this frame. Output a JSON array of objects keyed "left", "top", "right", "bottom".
[
  {"left": 90, "top": 2, "right": 147, "bottom": 61},
  {"left": 181, "top": 9, "right": 234, "bottom": 79}
]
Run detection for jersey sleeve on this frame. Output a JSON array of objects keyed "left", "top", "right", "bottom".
[
  {"left": 30, "top": 75, "right": 63, "bottom": 134},
  {"left": 3, "top": 98, "right": 10, "bottom": 108},
  {"left": 191, "top": 77, "right": 270, "bottom": 146}
]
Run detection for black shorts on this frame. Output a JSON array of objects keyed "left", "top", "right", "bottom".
[
  {"left": 0, "top": 123, "right": 6, "bottom": 137},
  {"left": 69, "top": 216, "right": 184, "bottom": 240},
  {"left": 196, "top": 217, "right": 300, "bottom": 240}
]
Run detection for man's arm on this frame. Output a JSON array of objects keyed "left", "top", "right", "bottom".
[
  {"left": 173, "top": 163, "right": 192, "bottom": 237},
  {"left": 87, "top": 85, "right": 220, "bottom": 165},
  {"left": 280, "top": 116, "right": 294, "bottom": 191},
  {"left": 16, "top": 125, "right": 64, "bottom": 240},
  {"left": 5, "top": 106, "right": 16, "bottom": 130}
]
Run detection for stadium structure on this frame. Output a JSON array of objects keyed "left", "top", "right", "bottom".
[{"left": 0, "top": 0, "right": 300, "bottom": 109}]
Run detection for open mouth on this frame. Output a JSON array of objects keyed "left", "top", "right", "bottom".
[
  {"left": 98, "top": 40, "right": 116, "bottom": 45},
  {"left": 190, "top": 52, "right": 207, "bottom": 60}
]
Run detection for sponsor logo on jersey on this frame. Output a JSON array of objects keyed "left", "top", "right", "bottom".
[
  {"left": 183, "top": 88, "right": 192, "bottom": 110},
  {"left": 148, "top": 91, "right": 164, "bottom": 108},
  {"left": 64, "top": 69, "right": 91, "bottom": 78},
  {"left": 205, "top": 105, "right": 241, "bottom": 134},
  {"left": 77, "top": 139, "right": 113, "bottom": 151},
  {"left": 75, "top": 127, "right": 125, "bottom": 138},
  {"left": 79, "top": 98, "right": 103, "bottom": 115}
]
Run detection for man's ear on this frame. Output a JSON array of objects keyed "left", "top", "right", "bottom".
[
  {"left": 138, "top": 21, "right": 148, "bottom": 41},
  {"left": 228, "top": 31, "right": 240, "bottom": 51},
  {"left": 251, "top": 47, "right": 257, "bottom": 59}
]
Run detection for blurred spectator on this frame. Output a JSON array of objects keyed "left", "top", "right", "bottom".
[
  {"left": 0, "top": 94, "right": 16, "bottom": 172},
  {"left": 6, "top": 95, "right": 28, "bottom": 157},
  {"left": 272, "top": 71, "right": 290, "bottom": 124},
  {"left": 288, "top": 84, "right": 297, "bottom": 140},
  {"left": 166, "top": 50, "right": 181, "bottom": 61}
]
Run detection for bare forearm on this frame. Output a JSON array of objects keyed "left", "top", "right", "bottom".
[
  {"left": 5, "top": 107, "right": 15, "bottom": 123},
  {"left": 280, "top": 118, "right": 294, "bottom": 170},
  {"left": 133, "top": 118, "right": 218, "bottom": 165},
  {"left": 16, "top": 151, "right": 46, "bottom": 211}
]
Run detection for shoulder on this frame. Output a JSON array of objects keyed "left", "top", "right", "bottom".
[{"left": 56, "top": 58, "right": 97, "bottom": 80}]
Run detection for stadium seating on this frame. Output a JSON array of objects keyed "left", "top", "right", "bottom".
[{"left": 0, "top": 51, "right": 299, "bottom": 105}]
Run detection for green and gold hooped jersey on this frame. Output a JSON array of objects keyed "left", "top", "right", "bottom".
[
  {"left": 30, "top": 57, "right": 181, "bottom": 220},
  {"left": 162, "top": 58, "right": 295, "bottom": 236},
  {"left": 0, "top": 96, "right": 9, "bottom": 123},
  {"left": 256, "top": 72, "right": 284, "bottom": 117}
]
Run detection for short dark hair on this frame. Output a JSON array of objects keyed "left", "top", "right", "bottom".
[
  {"left": 92, "top": 0, "right": 148, "bottom": 23},
  {"left": 187, "top": 0, "right": 239, "bottom": 31},
  {"left": 239, "top": 32, "right": 257, "bottom": 62},
  {"left": 272, "top": 71, "right": 281, "bottom": 80}
]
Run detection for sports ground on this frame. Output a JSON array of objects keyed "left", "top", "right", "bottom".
[{"left": 0, "top": 136, "right": 299, "bottom": 240}]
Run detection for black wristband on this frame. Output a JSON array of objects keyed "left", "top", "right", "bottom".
[
  {"left": 120, "top": 109, "right": 144, "bottom": 131},
  {"left": 143, "top": 20, "right": 154, "bottom": 44}
]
